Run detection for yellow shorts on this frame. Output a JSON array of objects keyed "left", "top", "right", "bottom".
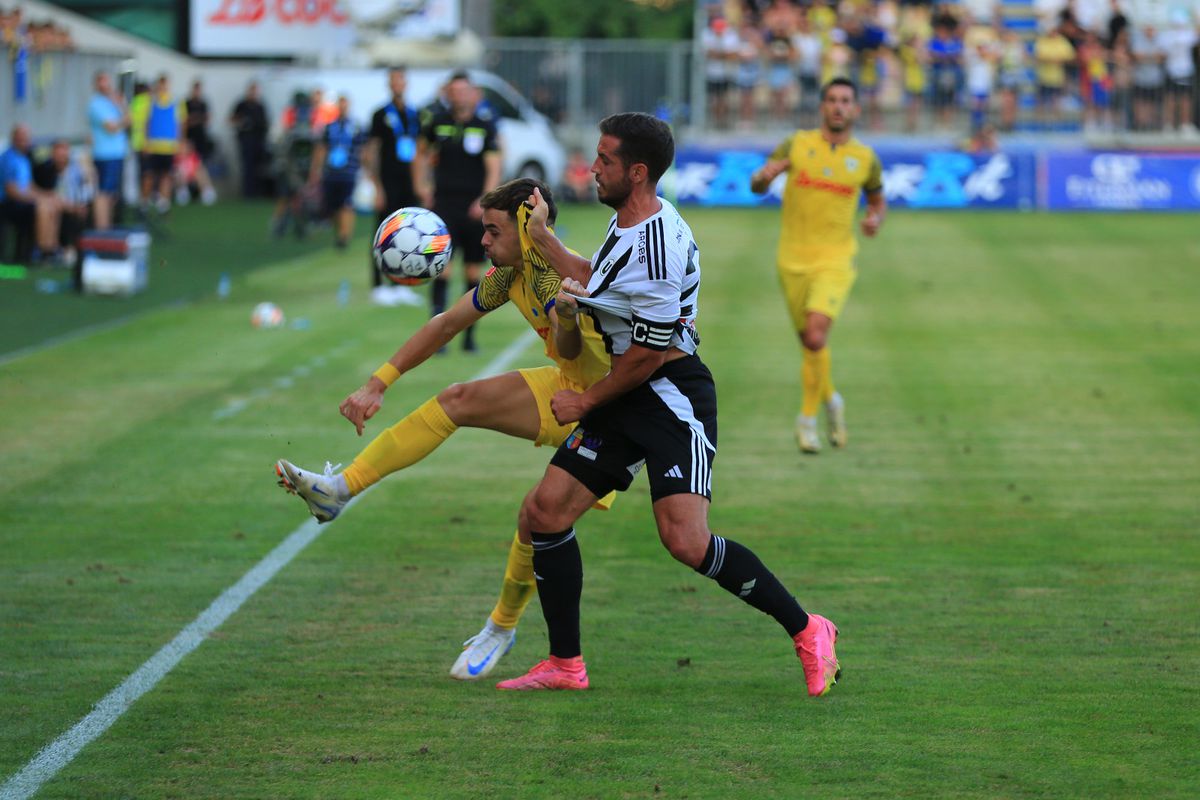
[
  {"left": 519, "top": 366, "right": 585, "bottom": 448},
  {"left": 518, "top": 365, "right": 615, "bottom": 511},
  {"left": 777, "top": 263, "right": 857, "bottom": 329}
]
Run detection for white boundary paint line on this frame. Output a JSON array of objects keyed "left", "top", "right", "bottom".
[
  {"left": 0, "top": 328, "right": 539, "bottom": 800},
  {"left": 0, "top": 301, "right": 191, "bottom": 370},
  {"left": 211, "top": 340, "right": 359, "bottom": 422}
]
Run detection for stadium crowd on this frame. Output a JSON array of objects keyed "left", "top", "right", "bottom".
[
  {"left": 2, "top": 5, "right": 74, "bottom": 52},
  {"left": 703, "top": 0, "right": 1200, "bottom": 134}
]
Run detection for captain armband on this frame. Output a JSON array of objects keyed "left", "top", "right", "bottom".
[{"left": 630, "top": 314, "right": 675, "bottom": 351}]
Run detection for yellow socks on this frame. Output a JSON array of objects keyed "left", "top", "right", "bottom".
[
  {"left": 489, "top": 532, "right": 536, "bottom": 629},
  {"left": 801, "top": 346, "right": 831, "bottom": 418},
  {"left": 819, "top": 346, "right": 836, "bottom": 403},
  {"left": 341, "top": 397, "right": 458, "bottom": 495}
]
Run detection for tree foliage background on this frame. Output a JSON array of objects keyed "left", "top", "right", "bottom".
[{"left": 492, "top": 0, "right": 694, "bottom": 39}]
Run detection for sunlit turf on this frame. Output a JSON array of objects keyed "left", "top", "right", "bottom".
[{"left": 2, "top": 206, "right": 1197, "bottom": 798}]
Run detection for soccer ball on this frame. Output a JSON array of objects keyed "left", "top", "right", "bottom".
[
  {"left": 251, "top": 301, "right": 285, "bottom": 329},
  {"left": 373, "top": 207, "right": 453, "bottom": 285}
]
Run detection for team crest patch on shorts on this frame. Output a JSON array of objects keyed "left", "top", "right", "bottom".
[
  {"left": 576, "top": 432, "right": 602, "bottom": 461},
  {"left": 566, "top": 429, "right": 584, "bottom": 450}
]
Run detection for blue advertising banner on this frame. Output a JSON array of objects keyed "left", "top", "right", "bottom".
[
  {"left": 672, "top": 147, "right": 1037, "bottom": 209},
  {"left": 1044, "top": 152, "right": 1200, "bottom": 210}
]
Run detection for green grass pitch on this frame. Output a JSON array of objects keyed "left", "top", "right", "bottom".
[{"left": 1, "top": 204, "right": 1198, "bottom": 798}]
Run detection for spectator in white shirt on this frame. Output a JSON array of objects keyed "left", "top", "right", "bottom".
[
  {"left": 1159, "top": 13, "right": 1198, "bottom": 132},
  {"left": 703, "top": 16, "right": 740, "bottom": 129}
]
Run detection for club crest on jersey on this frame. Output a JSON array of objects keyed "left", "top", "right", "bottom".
[{"left": 845, "top": 156, "right": 859, "bottom": 172}]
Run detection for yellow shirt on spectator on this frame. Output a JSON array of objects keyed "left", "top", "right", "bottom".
[
  {"left": 129, "top": 92, "right": 149, "bottom": 152},
  {"left": 900, "top": 44, "right": 927, "bottom": 93},
  {"left": 1035, "top": 33, "right": 1075, "bottom": 88}
]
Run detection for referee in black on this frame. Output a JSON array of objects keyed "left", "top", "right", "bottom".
[
  {"left": 416, "top": 71, "right": 502, "bottom": 352},
  {"left": 367, "top": 67, "right": 422, "bottom": 303}
]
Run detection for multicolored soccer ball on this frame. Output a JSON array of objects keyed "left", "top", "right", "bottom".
[
  {"left": 250, "top": 301, "right": 285, "bottom": 329},
  {"left": 373, "top": 207, "right": 453, "bottom": 285}
]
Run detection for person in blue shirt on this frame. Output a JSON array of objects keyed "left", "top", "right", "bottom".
[
  {"left": 1, "top": 124, "right": 63, "bottom": 261},
  {"left": 142, "top": 73, "right": 184, "bottom": 214},
  {"left": 88, "top": 70, "right": 128, "bottom": 229},
  {"left": 309, "top": 94, "right": 367, "bottom": 250},
  {"left": 367, "top": 67, "right": 422, "bottom": 302},
  {"left": 929, "top": 19, "right": 964, "bottom": 128}
]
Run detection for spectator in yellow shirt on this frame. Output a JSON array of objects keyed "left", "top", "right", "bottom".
[{"left": 1035, "top": 22, "right": 1076, "bottom": 121}]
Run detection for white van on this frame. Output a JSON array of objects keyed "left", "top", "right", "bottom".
[{"left": 258, "top": 66, "right": 566, "bottom": 189}]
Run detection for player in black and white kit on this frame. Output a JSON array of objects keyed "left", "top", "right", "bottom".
[{"left": 495, "top": 113, "right": 842, "bottom": 697}]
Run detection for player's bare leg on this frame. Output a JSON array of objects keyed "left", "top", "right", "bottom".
[
  {"left": 653, "top": 493, "right": 839, "bottom": 697},
  {"left": 497, "top": 466, "right": 599, "bottom": 690},
  {"left": 437, "top": 371, "right": 541, "bottom": 438}
]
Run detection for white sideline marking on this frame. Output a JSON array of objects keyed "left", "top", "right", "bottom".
[
  {"left": 0, "top": 328, "right": 538, "bottom": 800},
  {"left": 0, "top": 301, "right": 190, "bottom": 369},
  {"left": 211, "top": 341, "right": 358, "bottom": 422}
]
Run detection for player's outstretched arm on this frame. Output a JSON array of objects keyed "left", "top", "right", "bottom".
[
  {"left": 551, "top": 278, "right": 587, "bottom": 360},
  {"left": 525, "top": 187, "right": 592, "bottom": 285},
  {"left": 339, "top": 291, "right": 486, "bottom": 434}
]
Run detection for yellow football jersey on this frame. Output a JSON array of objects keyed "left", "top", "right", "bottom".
[
  {"left": 473, "top": 208, "right": 610, "bottom": 390},
  {"left": 770, "top": 129, "right": 883, "bottom": 269}
]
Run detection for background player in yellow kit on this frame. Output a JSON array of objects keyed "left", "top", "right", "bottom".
[
  {"left": 275, "top": 178, "right": 609, "bottom": 680},
  {"left": 750, "top": 77, "right": 886, "bottom": 454}
]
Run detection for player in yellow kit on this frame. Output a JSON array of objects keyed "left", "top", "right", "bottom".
[
  {"left": 750, "top": 77, "right": 886, "bottom": 454},
  {"left": 275, "top": 178, "right": 612, "bottom": 680}
]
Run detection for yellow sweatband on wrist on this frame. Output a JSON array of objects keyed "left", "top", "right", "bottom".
[{"left": 372, "top": 363, "right": 402, "bottom": 387}]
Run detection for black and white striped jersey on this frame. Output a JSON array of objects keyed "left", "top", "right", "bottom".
[{"left": 574, "top": 198, "right": 701, "bottom": 357}]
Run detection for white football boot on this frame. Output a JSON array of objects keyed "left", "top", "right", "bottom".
[
  {"left": 450, "top": 619, "right": 517, "bottom": 680},
  {"left": 274, "top": 459, "right": 350, "bottom": 523},
  {"left": 796, "top": 414, "right": 821, "bottom": 454},
  {"left": 825, "top": 393, "right": 848, "bottom": 449}
]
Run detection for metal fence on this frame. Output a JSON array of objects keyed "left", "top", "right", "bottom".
[
  {"left": 481, "top": 38, "right": 694, "bottom": 145},
  {"left": 482, "top": 35, "right": 1200, "bottom": 143},
  {"left": 5, "top": 37, "right": 1196, "bottom": 149},
  {"left": 1, "top": 50, "right": 130, "bottom": 144}
]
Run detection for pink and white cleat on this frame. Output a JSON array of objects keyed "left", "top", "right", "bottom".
[
  {"left": 794, "top": 613, "right": 841, "bottom": 697},
  {"left": 496, "top": 656, "right": 589, "bottom": 691}
]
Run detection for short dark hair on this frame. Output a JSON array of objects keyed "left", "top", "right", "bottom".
[
  {"left": 480, "top": 178, "right": 557, "bottom": 227},
  {"left": 820, "top": 77, "right": 858, "bottom": 101},
  {"left": 598, "top": 112, "right": 675, "bottom": 183},
  {"left": 447, "top": 70, "right": 471, "bottom": 84}
]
